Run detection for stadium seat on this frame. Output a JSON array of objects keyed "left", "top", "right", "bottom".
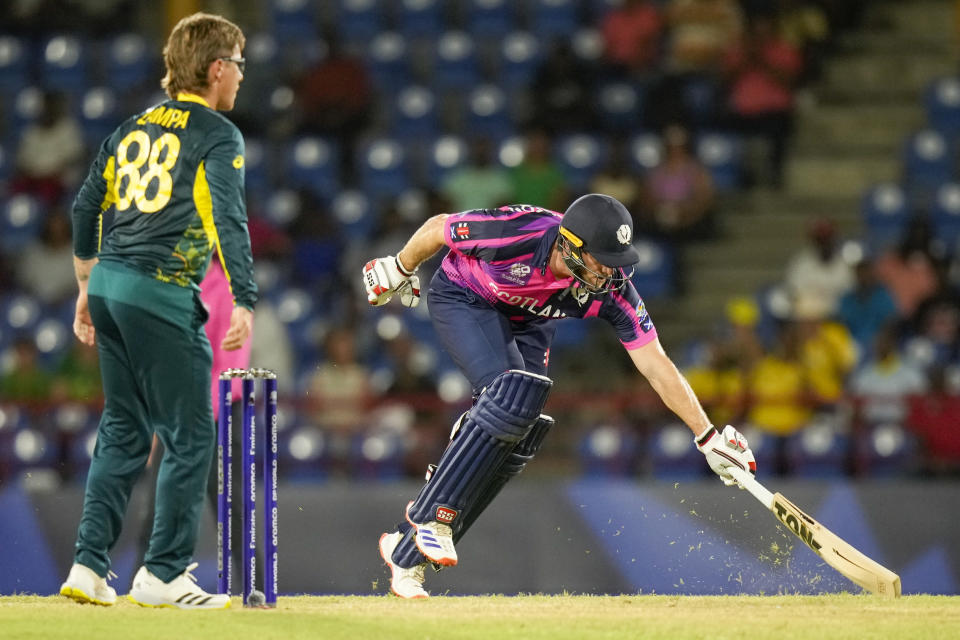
[
  {"left": 286, "top": 136, "right": 340, "bottom": 201},
  {"left": 399, "top": 0, "right": 445, "bottom": 37},
  {"left": 0, "top": 35, "right": 30, "bottom": 92},
  {"left": 498, "top": 31, "right": 542, "bottom": 89},
  {"left": 903, "top": 129, "right": 954, "bottom": 198},
  {"left": 924, "top": 76, "right": 960, "bottom": 138},
  {"left": 392, "top": 85, "right": 440, "bottom": 139},
  {"left": 80, "top": 87, "right": 121, "bottom": 146},
  {"left": 784, "top": 419, "right": 850, "bottom": 478},
  {"left": 243, "top": 138, "right": 270, "bottom": 202},
  {"left": 281, "top": 425, "right": 328, "bottom": 480},
  {"left": 529, "top": 0, "right": 579, "bottom": 39},
  {"left": 596, "top": 81, "right": 643, "bottom": 133},
  {"left": 630, "top": 239, "right": 674, "bottom": 299},
  {"left": 682, "top": 75, "right": 721, "bottom": 127},
  {"left": 332, "top": 189, "right": 378, "bottom": 240},
  {"left": 433, "top": 31, "right": 481, "bottom": 90},
  {"left": 41, "top": 35, "right": 89, "bottom": 95},
  {"left": 557, "top": 134, "right": 607, "bottom": 191},
  {"left": 628, "top": 132, "right": 663, "bottom": 173},
  {"left": 33, "top": 317, "right": 70, "bottom": 368},
  {"left": 930, "top": 182, "right": 960, "bottom": 253},
  {"left": 350, "top": 429, "right": 406, "bottom": 479},
  {"left": 0, "top": 195, "right": 44, "bottom": 253},
  {"left": 366, "top": 32, "right": 411, "bottom": 91},
  {"left": 861, "top": 182, "right": 910, "bottom": 251},
  {"left": 695, "top": 132, "right": 743, "bottom": 191},
  {"left": 738, "top": 426, "right": 779, "bottom": 474},
  {"left": 579, "top": 424, "right": 641, "bottom": 478},
  {"left": 357, "top": 137, "right": 412, "bottom": 199},
  {"left": 466, "top": 84, "right": 513, "bottom": 139},
  {"left": 264, "top": 188, "right": 302, "bottom": 228},
  {"left": 269, "top": 0, "right": 319, "bottom": 40},
  {"left": 570, "top": 27, "right": 604, "bottom": 64},
  {"left": 465, "top": 0, "right": 516, "bottom": 37},
  {"left": 337, "top": 0, "right": 385, "bottom": 45},
  {"left": 426, "top": 135, "right": 469, "bottom": 187},
  {"left": 1, "top": 292, "right": 43, "bottom": 335},
  {"left": 12, "top": 426, "right": 58, "bottom": 471},
  {"left": 648, "top": 422, "right": 702, "bottom": 480},
  {"left": 11, "top": 86, "right": 44, "bottom": 130},
  {"left": 856, "top": 422, "right": 917, "bottom": 477},
  {"left": 0, "top": 141, "right": 9, "bottom": 185},
  {"left": 106, "top": 33, "right": 153, "bottom": 88}
]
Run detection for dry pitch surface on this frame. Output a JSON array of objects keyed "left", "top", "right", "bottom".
[{"left": 2, "top": 594, "right": 959, "bottom": 639}]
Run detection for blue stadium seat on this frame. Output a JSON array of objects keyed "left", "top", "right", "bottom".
[
  {"left": 579, "top": 424, "right": 641, "bottom": 478},
  {"left": 105, "top": 33, "right": 153, "bottom": 88},
  {"left": 0, "top": 141, "right": 9, "bottom": 184},
  {"left": 466, "top": 84, "right": 513, "bottom": 138},
  {"left": 243, "top": 138, "right": 270, "bottom": 202},
  {"left": 903, "top": 129, "right": 954, "bottom": 197},
  {"left": 498, "top": 31, "right": 542, "bottom": 88},
  {"left": 12, "top": 426, "right": 58, "bottom": 471},
  {"left": 80, "top": 87, "right": 121, "bottom": 146},
  {"left": 433, "top": 31, "right": 480, "bottom": 90},
  {"left": 930, "top": 182, "right": 960, "bottom": 252},
  {"left": 286, "top": 136, "right": 340, "bottom": 200},
  {"left": 0, "top": 195, "right": 44, "bottom": 253},
  {"left": 33, "top": 317, "right": 71, "bottom": 368},
  {"left": 856, "top": 423, "right": 917, "bottom": 477},
  {"left": 683, "top": 75, "right": 721, "bottom": 126},
  {"left": 630, "top": 239, "right": 674, "bottom": 299},
  {"left": 648, "top": 422, "right": 703, "bottom": 480},
  {"left": 392, "top": 85, "right": 439, "bottom": 139},
  {"left": 10, "top": 86, "right": 45, "bottom": 131},
  {"left": 695, "top": 132, "right": 743, "bottom": 191},
  {"left": 281, "top": 425, "right": 328, "bottom": 480},
  {"left": 861, "top": 182, "right": 910, "bottom": 251},
  {"left": 264, "top": 188, "right": 302, "bottom": 228},
  {"left": 426, "top": 135, "right": 469, "bottom": 187},
  {"left": 785, "top": 419, "right": 850, "bottom": 478},
  {"left": 529, "top": 0, "right": 579, "bottom": 39},
  {"left": 332, "top": 189, "right": 378, "bottom": 240},
  {"left": 270, "top": 0, "right": 319, "bottom": 40},
  {"left": 337, "top": 0, "right": 384, "bottom": 44},
  {"left": 350, "top": 429, "right": 405, "bottom": 479},
  {"left": 570, "top": 27, "right": 604, "bottom": 64},
  {"left": 366, "top": 32, "right": 411, "bottom": 91},
  {"left": 628, "top": 132, "right": 663, "bottom": 173},
  {"left": 41, "top": 35, "right": 89, "bottom": 95},
  {"left": 465, "top": 0, "right": 516, "bottom": 37},
  {"left": 739, "top": 427, "right": 779, "bottom": 474},
  {"left": 557, "top": 134, "right": 607, "bottom": 191},
  {"left": 924, "top": 76, "right": 960, "bottom": 138},
  {"left": 0, "top": 35, "right": 30, "bottom": 93},
  {"left": 358, "top": 138, "right": 412, "bottom": 199},
  {"left": 1, "top": 293, "right": 43, "bottom": 335},
  {"left": 399, "top": 0, "right": 445, "bottom": 37},
  {"left": 596, "top": 81, "right": 643, "bottom": 132}
]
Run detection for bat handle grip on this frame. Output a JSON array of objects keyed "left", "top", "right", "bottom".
[{"left": 726, "top": 466, "right": 775, "bottom": 509}]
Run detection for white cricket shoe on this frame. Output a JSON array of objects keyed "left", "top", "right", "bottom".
[
  {"left": 379, "top": 532, "right": 429, "bottom": 599},
  {"left": 59, "top": 563, "right": 117, "bottom": 606},
  {"left": 406, "top": 502, "right": 457, "bottom": 567},
  {"left": 127, "top": 563, "right": 231, "bottom": 610}
]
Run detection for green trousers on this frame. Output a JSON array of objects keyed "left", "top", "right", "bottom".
[{"left": 74, "top": 261, "right": 213, "bottom": 583}]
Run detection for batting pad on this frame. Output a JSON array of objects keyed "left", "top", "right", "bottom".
[
  {"left": 453, "top": 414, "right": 555, "bottom": 543},
  {"left": 406, "top": 370, "right": 552, "bottom": 531}
]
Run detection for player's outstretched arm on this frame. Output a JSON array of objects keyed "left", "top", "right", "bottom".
[
  {"left": 627, "top": 337, "right": 756, "bottom": 485},
  {"left": 362, "top": 214, "right": 449, "bottom": 307}
]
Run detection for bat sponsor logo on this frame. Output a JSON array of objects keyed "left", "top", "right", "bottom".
[{"left": 774, "top": 500, "right": 822, "bottom": 554}]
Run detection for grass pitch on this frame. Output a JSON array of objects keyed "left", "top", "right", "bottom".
[{"left": 2, "top": 593, "right": 958, "bottom": 639}]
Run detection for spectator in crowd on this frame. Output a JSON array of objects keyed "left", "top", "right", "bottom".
[
  {"left": 11, "top": 91, "right": 85, "bottom": 205},
  {"left": 637, "top": 123, "right": 716, "bottom": 241},
  {"left": 15, "top": 211, "right": 76, "bottom": 305},
  {"left": 850, "top": 325, "right": 927, "bottom": 427},
  {"left": 721, "top": 14, "right": 803, "bottom": 188},
  {"left": 873, "top": 216, "right": 941, "bottom": 318},
  {"left": 783, "top": 218, "right": 854, "bottom": 317},
  {"left": 0, "top": 337, "right": 53, "bottom": 402},
  {"left": 664, "top": 0, "right": 744, "bottom": 74},
  {"left": 838, "top": 258, "right": 898, "bottom": 359},
  {"left": 588, "top": 139, "right": 642, "bottom": 211},
  {"left": 908, "top": 365, "right": 960, "bottom": 475},
  {"left": 776, "top": 0, "right": 832, "bottom": 87},
  {"left": 745, "top": 321, "right": 812, "bottom": 438},
  {"left": 440, "top": 137, "right": 513, "bottom": 211},
  {"left": 600, "top": 0, "right": 664, "bottom": 76},
  {"left": 510, "top": 130, "right": 568, "bottom": 212},
  {"left": 906, "top": 293, "right": 960, "bottom": 372},
  {"left": 51, "top": 341, "right": 102, "bottom": 403},
  {"left": 529, "top": 42, "right": 595, "bottom": 135},
  {"left": 792, "top": 292, "right": 858, "bottom": 409}
]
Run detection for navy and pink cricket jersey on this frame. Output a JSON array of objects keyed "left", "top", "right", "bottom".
[{"left": 439, "top": 205, "right": 657, "bottom": 351}]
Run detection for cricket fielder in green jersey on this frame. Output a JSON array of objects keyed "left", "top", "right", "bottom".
[{"left": 60, "top": 13, "right": 256, "bottom": 610}]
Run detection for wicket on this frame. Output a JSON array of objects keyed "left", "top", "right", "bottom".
[{"left": 217, "top": 367, "right": 279, "bottom": 607}]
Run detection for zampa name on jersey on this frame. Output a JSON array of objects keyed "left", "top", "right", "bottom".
[{"left": 774, "top": 501, "right": 823, "bottom": 554}]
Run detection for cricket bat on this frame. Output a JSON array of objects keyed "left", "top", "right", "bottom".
[{"left": 726, "top": 467, "right": 902, "bottom": 598}]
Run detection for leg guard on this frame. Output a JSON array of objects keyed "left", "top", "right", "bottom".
[{"left": 453, "top": 414, "right": 554, "bottom": 543}]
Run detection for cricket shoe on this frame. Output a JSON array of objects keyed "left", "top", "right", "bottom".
[
  {"left": 405, "top": 502, "right": 457, "bottom": 566},
  {"left": 127, "top": 563, "right": 231, "bottom": 610},
  {"left": 59, "top": 563, "right": 117, "bottom": 606},
  {"left": 379, "top": 532, "right": 429, "bottom": 599}
]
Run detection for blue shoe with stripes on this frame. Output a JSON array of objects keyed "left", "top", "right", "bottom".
[{"left": 406, "top": 501, "right": 458, "bottom": 567}]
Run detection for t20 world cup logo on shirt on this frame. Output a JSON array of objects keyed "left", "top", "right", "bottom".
[{"left": 504, "top": 262, "right": 532, "bottom": 285}]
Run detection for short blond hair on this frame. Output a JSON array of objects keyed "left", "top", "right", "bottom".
[{"left": 161, "top": 12, "right": 245, "bottom": 99}]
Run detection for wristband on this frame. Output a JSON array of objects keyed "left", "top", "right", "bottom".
[
  {"left": 395, "top": 255, "right": 415, "bottom": 276},
  {"left": 695, "top": 426, "right": 717, "bottom": 447}
]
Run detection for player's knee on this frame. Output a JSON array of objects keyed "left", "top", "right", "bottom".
[
  {"left": 501, "top": 414, "right": 555, "bottom": 477},
  {"left": 472, "top": 370, "right": 552, "bottom": 443}
]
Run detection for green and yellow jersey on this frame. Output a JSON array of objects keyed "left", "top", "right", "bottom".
[{"left": 72, "top": 93, "right": 257, "bottom": 310}]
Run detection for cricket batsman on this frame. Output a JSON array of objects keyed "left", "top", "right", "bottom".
[{"left": 59, "top": 12, "right": 257, "bottom": 609}]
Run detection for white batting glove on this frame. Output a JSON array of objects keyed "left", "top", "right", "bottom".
[
  {"left": 695, "top": 425, "right": 757, "bottom": 487},
  {"left": 362, "top": 255, "right": 420, "bottom": 307}
]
